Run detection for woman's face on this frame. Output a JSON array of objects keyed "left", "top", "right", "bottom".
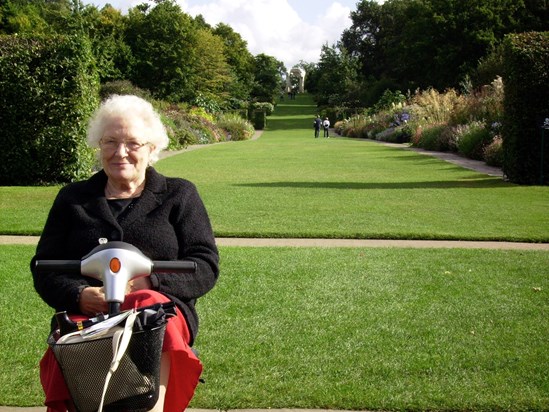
[{"left": 99, "top": 116, "right": 154, "bottom": 186}]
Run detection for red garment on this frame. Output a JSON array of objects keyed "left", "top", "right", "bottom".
[{"left": 41, "top": 290, "right": 203, "bottom": 412}]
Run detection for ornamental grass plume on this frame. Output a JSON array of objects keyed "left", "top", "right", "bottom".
[{"left": 411, "top": 88, "right": 461, "bottom": 125}]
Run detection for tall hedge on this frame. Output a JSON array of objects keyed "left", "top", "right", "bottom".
[
  {"left": 0, "top": 34, "right": 99, "bottom": 185},
  {"left": 502, "top": 32, "right": 549, "bottom": 185}
]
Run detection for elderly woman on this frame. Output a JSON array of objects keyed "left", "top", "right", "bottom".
[{"left": 31, "top": 95, "right": 219, "bottom": 412}]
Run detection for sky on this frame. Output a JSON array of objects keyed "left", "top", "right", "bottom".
[{"left": 81, "top": 0, "right": 381, "bottom": 70}]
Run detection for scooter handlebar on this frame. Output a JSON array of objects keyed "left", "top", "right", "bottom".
[
  {"left": 152, "top": 260, "right": 196, "bottom": 273},
  {"left": 34, "top": 260, "right": 82, "bottom": 273},
  {"left": 34, "top": 242, "right": 196, "bottom": 317},
  {"left": 34, "top": 259, "right": 197, "bottom": 274}
]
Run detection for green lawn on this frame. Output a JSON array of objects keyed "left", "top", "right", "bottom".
[
  {"left": 1, "top": 245, "right": 548, "bottom": 410},
  {"left": 2, "top": 94, "right": 548, "bottom": 241},
  {"left": 1, "top": 93, "right": 548, "bottom": 410}
]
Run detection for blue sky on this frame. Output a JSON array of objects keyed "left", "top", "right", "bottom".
[{"left": 81, "top": 0, "right": 380, "bottom": 69}]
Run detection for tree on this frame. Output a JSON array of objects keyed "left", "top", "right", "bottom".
[
  {"left": 80, "top": 4, "right": 132, "bottom": 82},
  {"left": 315, "top": 43, "right": 360, "bottom": 107},
  {"left": 250, "top": 53, "right": 285, "bottom": 103},
  {"left": 191, "top": 28, "right": 232, "bottom": 104},
  {"left": 341, "top": 0, "right": 385, "bottom": 79},
  {"left": 212, "top": 22, "right": 254, "bottom": 102},
  {"left": 342, "top": 0, "right": 549, "bottom": 92},
  {"left": 293, "top": 60, "right": 318, "bottom": 94},
  {"left": 125, "top": 0, "right": 197, "bottom": 101},
  {"left": 0, "top": 0, "right": 49, "bottom": 34}
]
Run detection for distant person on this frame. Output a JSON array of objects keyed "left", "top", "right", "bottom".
[
  {"left": 323, "top": 117, "right": 330, "bottom": 137},
  {"left": 313, "top": 115, "right": 322, "bottom": 138}
]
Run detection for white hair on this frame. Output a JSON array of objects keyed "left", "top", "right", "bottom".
[{"left": 87, "top": 95, "right": 169, "bottom": 164}]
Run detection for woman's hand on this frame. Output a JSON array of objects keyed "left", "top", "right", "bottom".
[
  {"left": 127, "top": 276, "right": 152, "bottom": 294},
  {"left": 78, "top": 286, "right": 108, "bottom": 316}
]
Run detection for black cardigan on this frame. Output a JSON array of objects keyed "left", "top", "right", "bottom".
[{"left": 31, "top": 167, "right": 219, "bottom": 344}]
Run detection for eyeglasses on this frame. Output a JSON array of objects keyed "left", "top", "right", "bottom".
[{"left": 99, "top": 139, "right": 150, "bottom": 152}]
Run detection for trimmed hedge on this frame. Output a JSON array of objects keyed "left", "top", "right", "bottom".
[
  {"left": 502, "top": 32, "right": 549, "bottom": 185},
  {"left": 0, "top": 34, "right": 99, "bottom": 185},
  {"left": 253, "top": 110, "right": 266, "bottom": 130}
]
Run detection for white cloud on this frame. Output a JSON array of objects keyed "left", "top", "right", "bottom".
[{"left": 179, "top": 0, "right": 352, "bottom": 69}]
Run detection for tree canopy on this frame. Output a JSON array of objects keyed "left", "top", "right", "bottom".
[
  {"left": 339, "top": 0, "right": 548, "bottom": 93},
  {"left": 0, "top": 0, "right": 285, "bottom": 107}
]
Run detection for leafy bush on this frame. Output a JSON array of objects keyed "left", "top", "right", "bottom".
[
  {"left": 216, "top": 113, "right": 254, "bottom": 141},
  {"left": 390, "top": 124, "right": 414, "bottom": 143},
  {"left": 225, "top": 98, "right": 249, "bottom": 110},
  {"left": 189, "top": 106, "right": 216, "bottom": 123},
  {"left": 437, "top": 125, "right": 463, "bottom": 152},
  {"left": 100, "top": 80, "right": 151, "bottom": 101},
  {"left": 472, "top": 44, "right": 505, "bottom": 89},
  {"left": 449, "top": 76, "right": 504, "bottom": 127},
  {"left": 455, "top": 121, "right": 491, "bottom": 160},
  {"left": 372, "top": 89, "right": 406, "bottom": 113},
  {"left": 411, "top": 124, "right": 447, "bottom": 151},
  {"left": 337, "top": 114, "right": 371, "bottom": 138},
  {"left": 484, "top": 136, "right": 504, "bottom": 167},
  {"left": 163, "top": 105, "right": 224, "bottom": 149},
  {"left": 0, "top": 34, "right": 99, "bottom": 185},
  {"left": 251, "top": 102, "right": 275, "bottom": 116},
  {"left": 191, "top": 93, "right": 222, "bottom": 114},
  {"left": 333, "top": 120, "right": 346, "bottom": 135},
  {"left": 162, "top": 112, "right": 198, "bottom": 149}
]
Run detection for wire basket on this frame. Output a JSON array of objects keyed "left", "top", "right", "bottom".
[{"left": 49, "top": 323, "right": 166, "bottom": 412}]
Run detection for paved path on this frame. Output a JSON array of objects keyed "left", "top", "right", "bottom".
[{"left": 1, "top": 235, "right": 548, "bottom": 250}]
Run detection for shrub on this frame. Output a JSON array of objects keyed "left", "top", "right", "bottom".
[
  {"left": 191, "top": 93, "right": 222, "bottom": 114},
  {"left": 0, "top": 34, "right": 99, "bottom": 185},
  {"left": 437, "top": 125, "right": 462, "bottom": 152},
  {"left": 189, "top": 106, "right": 216, "bottom": 123},
  {"left": 338, "top": 115, "right": 370, "bottom": 138},
  {"left": 502, "top": 32, "right": 549, "bottom": 184},
  {"left": 449, "top": 76, "right": 504, "bottom": 127},
  {"left": 251, "top": 102, "right": 275, "bottom": 116},
  {"left": 100, "top": 80, "right": 151, "bottom": 101},
  {"left": 390, "top": 124, "right": 414, "bottom": 143},
  {"left": 484, "top": 136, "right": 504, "bottom": 167},
  {"left": 411, "top": 124, "right": 447, "bottom": 150},
  {"left": 455, "top": 121, "right": 492, "bottom": 160},
  {"left": 162, "top": 112, "right": 198, "bottom": 149},
  {"left": 163, "top": 105, "right": 224, "bottom": 149},
  {"left": 323, "top": 108, "right": 339, "bottom": 123},
  {"left": 472, "top": 44, "right": 505, "bottom": 89},
  {"left": 333, "top": 120, "right": 346, "bottom": 135},
  {"left": 216, "top": 113, "right": 255, "bottom": 141},
  {"left": 373, "top": 89, "right": 406, "bottom": 113},
  {"left": 252, "top": 110, "right": 266, "bottom": 130}
]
